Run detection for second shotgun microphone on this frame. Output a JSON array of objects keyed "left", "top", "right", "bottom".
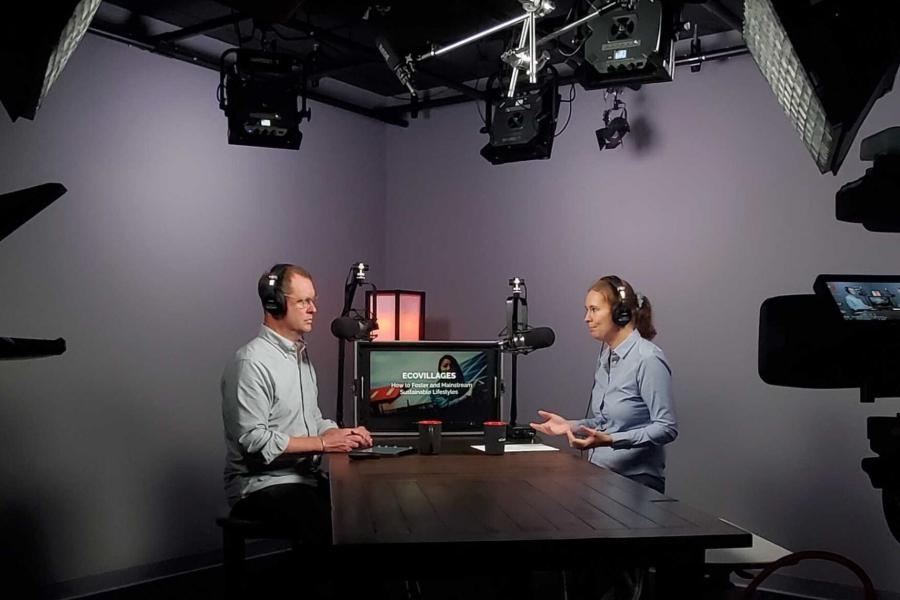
[
  {"left": 375, "top": 35, "right": 417, "bottom": 96},
  {"left": 503, "top": 327, "right": 556, "bottom": 352},
  {"left": 331, "top": 316, "right": 377, "bottom": 341}
]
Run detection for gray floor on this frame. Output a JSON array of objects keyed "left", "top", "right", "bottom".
[{"left": 81, "top": 550, "right": 798, "bottom": 600}]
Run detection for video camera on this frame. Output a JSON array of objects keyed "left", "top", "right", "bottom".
[{"left": 759, "top": 274, "right": 900, "bottom": 543}]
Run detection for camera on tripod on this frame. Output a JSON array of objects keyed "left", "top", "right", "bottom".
[{"left": 759, "top": 274, "right": 900, "bottom": 542}]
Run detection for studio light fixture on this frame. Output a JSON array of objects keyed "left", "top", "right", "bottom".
[
  {"left": 577, "top": 0, "right": 679, "bottom": 90},
  {"left": 0, "top": 0, "right": 102, "bottom": 121},
  {"left": 744, "top": 0, "right": 900, "bottom": 175},
  {"left": 217, "top": 47, "right": 311, "bottom": 150},
  {"left": 595, "top": 87, "right": 629, "bottom": 151},
  {"left": 480, "top": 70, "right": 561, "bottom": 165},
  {"left": 374, "top": 0, "right": 660, "bottom": 164}
]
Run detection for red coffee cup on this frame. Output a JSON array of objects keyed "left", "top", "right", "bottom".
[
  {"left": 417, "top": 420, "right": 442, "bottom": 455},
  {"left": 483, "top": 421, "right": 507, "bottom": 455}
]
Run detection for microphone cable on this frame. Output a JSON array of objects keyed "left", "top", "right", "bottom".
[{"left": 581, "top": 345, "right": 611, "bottom": 463}]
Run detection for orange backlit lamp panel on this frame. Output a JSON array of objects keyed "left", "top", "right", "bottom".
[{"left": 366, "top": 290, "right": 425, "bottom": 341}]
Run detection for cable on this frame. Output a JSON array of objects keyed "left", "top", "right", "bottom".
[
  {"left": 557, "top": 35, "right": 587, "bottom": 57},
  {"left": 553, "top": 0, "right": 594, "bottom": 57},
  {"left": 554, "top": 84, "right": 576, "bottom": 137},
  {"left": 479, "top": 72, "right": 502, "bottom": 128},
  {"left": 581, "top": 346, "right": 611, "bottom": 462},
  {"left": 579, "top": 373, "right": 597, "bottom": 461},
  {"left": 475, "top": 77, "right": 486, "bottom": 124},
  {"left": 743, "top": 551, "right": 875, "bottom": 599},
  {"left": 298, "top": 341, "right": 311, "bottom": 444}
]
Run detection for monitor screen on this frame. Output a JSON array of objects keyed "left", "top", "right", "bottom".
[
  {"left": 354, "top": 341, "right": 502, "bottom": 435},
  {"left": 814, "top": 275, "right": 900, "bottom": 322}
]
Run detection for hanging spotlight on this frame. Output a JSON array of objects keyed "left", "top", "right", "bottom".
[
  {"left": 480, "top": 69, "right": 561, "bottom": 165},
  {"left": 576, "top": 0, "right": 679, "bottom": 90},
  {"left": 217, "top": 47, "right": 311, "bottom": 150},
  {"left": 595, "top": 87, "right": 629, "bottom": 151}
]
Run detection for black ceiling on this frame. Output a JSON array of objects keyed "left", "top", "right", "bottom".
[{"left": 89, "top": 0, "right": 745, "bottom": 124}]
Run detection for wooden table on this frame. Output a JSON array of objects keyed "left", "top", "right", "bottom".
[{"left": 328, "top": 441, "right": 750, "bottom": 595}]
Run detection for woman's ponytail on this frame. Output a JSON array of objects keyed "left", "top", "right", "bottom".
[{"left": 633, "top": 292, "right": 657, "bottom": 340}]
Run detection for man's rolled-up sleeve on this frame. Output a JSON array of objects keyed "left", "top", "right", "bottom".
[
  {"left": 313, "top": 408, "right": 337, "bottom": 436},
  {"left": 223, "top": 359, "right": 289, "bottom": 464}
]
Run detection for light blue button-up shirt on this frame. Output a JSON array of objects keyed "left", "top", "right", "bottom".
[
  {"left": 573, "top": 329, "right": 677, "bottom": 483},
  {"left": 221, "top": 326, "right": 337, "bottom": 506}
]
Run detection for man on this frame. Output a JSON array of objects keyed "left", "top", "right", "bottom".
[
  {"left": 845, "top": 287, "right": 873, "bottom": 312},
  {"left": 221, "top": 264, "right": 373, "bottom": 544}
]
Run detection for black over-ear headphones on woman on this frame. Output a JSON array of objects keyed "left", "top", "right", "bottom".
[
  {"left": 603, "top": 275, "right": 632, "bottom": 327},
  {"left": 259, "top": 264, "right": 290, "bottom": 318}
]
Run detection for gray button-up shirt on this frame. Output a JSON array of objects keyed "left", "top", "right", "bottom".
[
  {"left": 573, "top": 329, "right": 677, "bottom": 483},
  {"left": 221, "top": 326, "right": 337, "bottom": 506}
]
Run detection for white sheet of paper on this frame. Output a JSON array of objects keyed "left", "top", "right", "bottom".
[{"left": 470, "top": 443, "right": 559, "bottom": 452}]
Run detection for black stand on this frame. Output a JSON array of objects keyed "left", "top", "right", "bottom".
[
  {"left": 507, "top": 351, "right": 535, "bottom": 441},
  {"left": 504, "top": 279, "right": 536, "bottom": 442},
  {"left": 510, "top": 353, "right": 518, "bottom": 427},
  {"left": 335, "top": 264, "right": 368, "bottom": 428},
  {"left": 336, "top": 340, "right": 347, "bottom": 427}
]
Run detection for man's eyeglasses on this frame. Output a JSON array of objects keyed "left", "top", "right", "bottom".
[{"left": 284, "top": 295, "right": 318, "bottom": 310}]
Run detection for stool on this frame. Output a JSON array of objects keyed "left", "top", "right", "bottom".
[{"left": 215, "top": 516, "right": 297, "bottom": 599}]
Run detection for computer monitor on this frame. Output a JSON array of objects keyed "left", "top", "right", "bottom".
[
  {"left": 814, "top": 274, "right": 900, "bottom": 322},
  {"left": 354, "top": 341, "right": 502, "bottom": 435}
]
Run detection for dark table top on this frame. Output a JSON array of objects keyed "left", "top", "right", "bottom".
[{"left": 328, "top": 438, "right": 750, "bottom": 565}]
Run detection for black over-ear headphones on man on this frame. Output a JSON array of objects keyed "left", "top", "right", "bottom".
[
  {"left": 259, "top": 263, "right": 290, "bottom": 318},
  {"left": 603, "top": 275, "right": 632, "bottom": 327}
]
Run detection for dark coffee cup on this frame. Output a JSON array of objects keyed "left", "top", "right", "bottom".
[
  {"left": 417, "top": 420, "right": 442, "bottom": 455},
  {"left": 483, "top": 421, "right": 507, "bottom": 455}
]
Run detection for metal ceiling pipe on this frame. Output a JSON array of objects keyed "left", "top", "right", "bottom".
[
  {"left": 416, "top": 68, "right": 487, "bottom": 101},
  {"left": 383, "top": 44, "right": 751, "bottom": 117},
  {"left": 144, "top": 13, "right": 249, "bottom": 45},
  {"left": 86, "top": 23, "right": 409, "bottom": 127}
]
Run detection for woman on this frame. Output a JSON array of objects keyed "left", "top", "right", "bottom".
[
  {"left": 430, "top": 354, "right": 468, "bottom": 408},
  {"left": 530, "top": 275, "right": 677, "bottom": 493}
]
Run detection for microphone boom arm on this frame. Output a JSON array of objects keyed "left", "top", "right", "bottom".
[
  {"left": 336, "top": 262, "right": 372, "bottom": 427},
  {"left": 407, "top": 0, "right": 626, "bottom": 99}
]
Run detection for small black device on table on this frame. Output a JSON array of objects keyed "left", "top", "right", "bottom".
[{"left": 348, "top": 445, "right": 415, "bottom": 460}]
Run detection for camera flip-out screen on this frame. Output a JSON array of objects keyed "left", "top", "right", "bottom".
[{"left": 814, "top": 274, "right": 900, "bottom": 322}]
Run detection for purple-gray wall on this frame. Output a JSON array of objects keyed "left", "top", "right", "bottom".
[
  {"left": 4, "top": 28, "right": 900, "bottom": 597},
  {"left": 384, "top": 56, "right": 900, "bottom": 592},
  {"left": 0, "top": 35, "right": 385, "bottom": 593}
]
